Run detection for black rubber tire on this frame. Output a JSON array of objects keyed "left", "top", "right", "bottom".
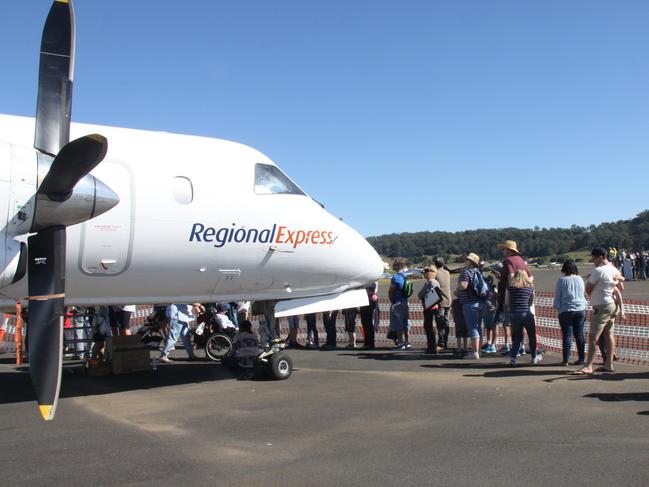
[
  {"left": 204, "top": 333, "right": 233, "bottom": 362},
  {"left": 269, "top": 352, "right": 292, "bottom": 380}
]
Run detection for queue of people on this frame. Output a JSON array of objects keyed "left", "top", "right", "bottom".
[{"left": 62, "top": 242, "right": 628, "bottom": 372}]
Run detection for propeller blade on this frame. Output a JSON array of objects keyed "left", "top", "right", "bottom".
[
  {"left": 38, "top": 134, "right": 108, "bottom": 201},
  {"left": 27, "top": 227, "right": 66, "bottom": 421},
  {"left": 34, "top": 0, "right": 75, "bottom": 156}
]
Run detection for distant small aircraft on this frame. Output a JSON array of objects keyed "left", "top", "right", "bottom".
[{"left": 0, "top": 0, "right": 383, "bottom": 420}]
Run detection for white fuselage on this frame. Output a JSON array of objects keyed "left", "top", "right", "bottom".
[{"left": 0, "top": 114, "right": 383, "bottom": 310}]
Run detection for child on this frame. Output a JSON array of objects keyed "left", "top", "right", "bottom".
[{"left": 233, "top": 320, "right": 260, "bottom": 378}]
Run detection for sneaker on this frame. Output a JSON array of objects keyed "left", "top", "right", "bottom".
[
  {"left": 519, "top": 346, "right": 526, "bottom": 356},
  {"left": 394, "top": 341, "right": 403, "bottom": 349},
  {"left": 509, "top": 358, "right": 516, "bottom": 367},
  {"left": 485, "top": 344, "right": 497, "bottom": 354},
  {"left": 159, "top": 356, "right": 172, "bottom": 363},
  {"left": 481, "top": 343, "right": 489, "bottom": 351},
  {"left": 500, "top": 345, "right": 510, "bottom": 355},
  {"left": 532, "top": 355, "right": 543, "bottom": 364},
  {"left": 473, "top": 352, "right": 480, "bottom": 360},
  {"left": 404, "top": 342, "right": 412, "bottom": 349}
]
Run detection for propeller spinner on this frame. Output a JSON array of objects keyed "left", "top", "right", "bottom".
[{"left": 27, "top": 0, "right": 119, "bottom": 420}]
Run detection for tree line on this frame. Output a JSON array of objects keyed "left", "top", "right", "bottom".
[{"left": 366, "top": 210, "right": 649, "bottom": 265}]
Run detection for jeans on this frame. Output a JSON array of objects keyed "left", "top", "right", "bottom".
[
  {"left": 161, "top": 318, "right": 193, "bottom": 357},
  {"left": 462, "top": 301, "right": 485, "bottom": 339},
  {"left": 509, "top": 311, "right": 538, "bottom": 360},
  {"left": 558, "top": 310, "right": 585, "bottom": 363},
  {"left": 305, "top": 313, "right": 319, "bottom": 345},
  {"left": 435, "top": 307, "right": 450, "bottom": 347},
  {"left": 423, "top": 307, "right": 437, "bottom": 351},
  {"left": 323, "top": 310, "right": 338, "bottom": 347},
  {"left": 360, "top": 301, "right": 376, "bottom": 347}
]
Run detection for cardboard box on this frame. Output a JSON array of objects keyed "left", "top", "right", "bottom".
[{"left": 106, "top": 336, "right": 151, "bottom": 374}]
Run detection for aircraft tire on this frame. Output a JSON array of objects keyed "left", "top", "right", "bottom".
[{"left": 269, "top": 352, "right": 292, "bottom": 380}]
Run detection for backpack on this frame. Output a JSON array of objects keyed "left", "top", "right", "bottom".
[
  {"left": 471, "top": 270, "right": 489, "bottom": 299},
  {"left": 402, "top": 278, "right": 413, "bottom": 298}
]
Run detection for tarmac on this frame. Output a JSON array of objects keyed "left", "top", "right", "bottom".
[{"left": 1, "top": 347, "right": 649, "bottom": 487}]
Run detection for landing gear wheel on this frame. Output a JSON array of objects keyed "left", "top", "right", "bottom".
[
  {"left": 204, "top": 333, "right": 233, "bottom": 362},
  {"left": 269, "top": 352, "right": 292, "bottom": 380}
]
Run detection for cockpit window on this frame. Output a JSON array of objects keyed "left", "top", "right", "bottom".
[{"left": 254, "top": 163, "right": 305, "bottom": 196}]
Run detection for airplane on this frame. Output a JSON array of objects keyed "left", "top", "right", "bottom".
[{"left": 0, "top": 0, "right": 384, "bottom": 420}]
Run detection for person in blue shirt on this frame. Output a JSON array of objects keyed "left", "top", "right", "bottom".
[
  {"left": 388, "top": 258, "right": 411, "bottom": 349},
  {"left": 553, "top": 259, "right": 586, "bottom": 366}
]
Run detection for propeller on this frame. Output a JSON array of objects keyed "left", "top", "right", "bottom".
[{"left": 26, "top": 0, "right": 119, "bottom": 421}]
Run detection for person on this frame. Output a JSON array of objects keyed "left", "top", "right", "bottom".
[
  {"left": 451, "top": 296, "right": 468, "bottom": 356},
  {"left": 215, "top": 302, "right": 237, "bottom": 332},
  {"left": 160, "top": 304, "right": 196, "bottom": 363},
  {"left": 360, "top": 282, "right": 378, "bottom": 350},
  {"left": 304, "top": 313, "right": 319, "bottom": 349},
  {"left": 257, "top": 301, "right": 278, "bottom": 346},
  {"left": 495, "top": 240, "right": 532, "bottom": 355},
  {"left": 574, "top": 248, "right": 624, "bottom": 374},
  {"left": 388, "top": 258, "right": 411, "bottom": 349},
  {"left": 232, "top": 320, "right": 260, "bottom": 378},
  {"left": 507, "top": 270, "right": 542, "bottom": 366},
  {"left": 109, "top": 305, "right": 135, "bottom": 336},
  {"left": 418, "top": 267, "right": 447, "bottom": 354},
  {"left": 321, "top": 310, "right": 339, "bottom": 350},
  {"left": 457, "top": 252, "right": 485, "bottom": 359},
  {"left": 286, "top": 315, "right": 303, "bottom": 348},
  {"left": 342, "top": 307, "right": 358, "bottom": 349},
  {"left": 433, "top": 258, "right": 452, "bottom": 349},
  {"left": 481, "top": 280, "right": 499, "bottom": 355},
  {"left": 553, "top": 259, "right": 586, "bottom": 366}
]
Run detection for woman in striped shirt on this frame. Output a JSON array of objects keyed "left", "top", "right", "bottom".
[{"left": 508, "top": 270, "right": 542, "bottom": 366}]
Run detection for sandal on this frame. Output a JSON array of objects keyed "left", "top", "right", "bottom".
[
  {"left": 595, "top": 366, "right": 615, "bottom": 373},
  {"left": 571, "top": 368, "right": 593, "bottom": 375}
]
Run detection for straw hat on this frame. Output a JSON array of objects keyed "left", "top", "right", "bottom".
[
  {"left": 497, "top": 240, "right": 520, "bottom": 254},
  {"left": 465, "top": 252, "right": 480, "bottom": 267}
]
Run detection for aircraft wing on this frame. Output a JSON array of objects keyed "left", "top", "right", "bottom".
[{"left": 274, "top": 289, "right": 369, "bottom": 317}]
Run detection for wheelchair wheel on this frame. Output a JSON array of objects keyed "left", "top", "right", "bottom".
[{"left": 204, "top": 333, "right": 233, "bottom": 362}]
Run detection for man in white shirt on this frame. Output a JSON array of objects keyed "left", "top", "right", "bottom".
[{"left": 575, "top": 248, "right": 624, "bottom": 374}]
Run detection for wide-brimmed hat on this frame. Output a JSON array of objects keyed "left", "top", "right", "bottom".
[
  {"left": 497, "top": 240, "right": 520, "bottom": 253},
  {"left": 465, "top": 252, "right": 480, "bottom": 266}
]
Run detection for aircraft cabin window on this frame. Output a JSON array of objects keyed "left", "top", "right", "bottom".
[
  {"left": 172, "top": 176, "right": 194, "bottom": 204},
  {"left": 254, "top": 163, "right": 305, "bottom": 196}
]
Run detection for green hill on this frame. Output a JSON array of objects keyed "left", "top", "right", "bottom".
[{"left": 367, "top": 210, "right": 649, "bottom": 266}]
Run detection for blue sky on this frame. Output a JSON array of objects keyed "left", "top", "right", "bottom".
[{"left": 2, "top": 1, "right": 648, "bottom": 237}]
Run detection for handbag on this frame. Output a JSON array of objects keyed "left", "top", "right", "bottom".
[{"left": 424, "top": 287, "right": 441, "bottom": 309}]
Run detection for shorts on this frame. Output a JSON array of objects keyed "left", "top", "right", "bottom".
[
  {"left": 463, "top": 301, "right": 485, "bottom": 339},
  {"left": 589, "top": 303, "right": 617, "bottom": 337},
  {"left": 483, "top": 310, "right": 496, "bottom": 331},
  {"left": 109, "top": 308, "right": 132, "bottom": 330},
  {"left": 389, "top": 301, "right": 409, "bottom": 332}
]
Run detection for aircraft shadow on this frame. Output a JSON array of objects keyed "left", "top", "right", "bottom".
[{"left": 0, "top": 360, "right": 241, "bottom": 405}]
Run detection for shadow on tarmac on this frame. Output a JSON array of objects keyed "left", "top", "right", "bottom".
[{"left": 0, "top": 359, "right": 237, "bottom": 405}]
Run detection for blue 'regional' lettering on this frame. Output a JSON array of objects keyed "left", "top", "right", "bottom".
[
  {"left": 245, "top": 228, "right": 259, "bottom": 242},
  {"left": 189, "top": 223, "right": 205, "bottom": 241},
  {"left": 234, "top": 228, "right": 247, "bottom": 243},
  {"left": 203, "top": 227, "right": 216, "bottom": 242},
  {"left": 214, "top": 227, "right": 229, "bottom": 248}
]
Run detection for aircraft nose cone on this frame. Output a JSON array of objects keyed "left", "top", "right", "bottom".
[
  {"left": 353, "top": 237, "right": 385, "bottom": 284},
  {"left": 92, "top": 176, "right": 120, "bottom": 218}
]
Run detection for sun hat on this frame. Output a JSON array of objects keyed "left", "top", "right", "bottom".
[
  {"left": 465, "top": 252, "right": 480, "bottom": 267},
  {"left": 497, "top": 240, "right": 520, "bottom": 253}
]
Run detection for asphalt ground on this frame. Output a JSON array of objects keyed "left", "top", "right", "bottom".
[{"left": 1, "top": 347, "right": 649, "bottom": 487}]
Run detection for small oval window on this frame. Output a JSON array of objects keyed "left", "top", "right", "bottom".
[{"left": 172, "top": 176, "right": 193, "bottom": 204}]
